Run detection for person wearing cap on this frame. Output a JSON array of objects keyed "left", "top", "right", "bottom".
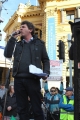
[{"left": 59, "top": 87, "right": 74, "bottom": 120}]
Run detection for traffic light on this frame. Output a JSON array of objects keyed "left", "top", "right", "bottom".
[{"left": 57, "top": 40, "right": 65, "bottom": 62}]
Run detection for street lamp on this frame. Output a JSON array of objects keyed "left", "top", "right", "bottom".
[{"left": 67, "top": 34, "right": 73, "bottom": 87}]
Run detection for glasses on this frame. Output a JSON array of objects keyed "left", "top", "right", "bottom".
[{"left": 50, "top": 90, "right": 56, "bottom": 92}]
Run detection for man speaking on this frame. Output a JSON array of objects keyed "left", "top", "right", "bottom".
[{"left": 4, "top": 20, "right": 50, "bottom": 120}]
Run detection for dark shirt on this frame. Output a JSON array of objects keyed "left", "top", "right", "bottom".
[{"left": 1, "top": 93, "right": 17, "bottom": 117}]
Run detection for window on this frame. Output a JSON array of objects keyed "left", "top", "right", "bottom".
[
  {"left": 66, "top": 10, "right": 75, "bottom": 20},
  {"left": 67, "top": 14, "right": 74, "bottom": 20},
  {"left": 35, "top": 28, "right": 42, "bottom": 39}
]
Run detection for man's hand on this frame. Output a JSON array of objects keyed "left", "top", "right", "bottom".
[
  {"left": 11, "top": 30, "right": 21, "bottom": 38},
  {"left": 42, "top": 76, "right": 48, "bottom": 80}
]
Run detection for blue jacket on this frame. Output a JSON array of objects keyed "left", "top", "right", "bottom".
[
  {"left": 44, "top": 82, "right": 48, "bottom": 91},
  {"left": 59, "top": 95, "right": 74, "bottom": 112},
  {"left": 44, "top": 81, "right": 64, "bottom": 112},
  {"left": 45, "top": 92, "right": 59, "bottom": 112}
]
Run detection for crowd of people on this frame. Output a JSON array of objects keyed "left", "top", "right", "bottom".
[
  {"left": 0, "top": 80, "right": 74, "bottom": 120},
  {"left": 42, "top": 80, "right": 74, "bottom": 120}
]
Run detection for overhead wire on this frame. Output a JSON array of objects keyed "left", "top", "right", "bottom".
[{"left": 2, "top": 5, "right": 8, "bottom": 14}]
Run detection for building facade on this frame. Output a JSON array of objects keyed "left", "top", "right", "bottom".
[{"left": 1, "top": 0, "right": 80, "bottom": 87}]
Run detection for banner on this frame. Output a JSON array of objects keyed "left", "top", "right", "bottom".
[
  {"left": 47, "top": 60, "right": 63, "bottom": 81},
  {"left": 47, "top": 17, "right": 56, "bottom": 60}
]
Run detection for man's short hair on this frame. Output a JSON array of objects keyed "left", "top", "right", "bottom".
[{"left": 0, "top": 83, "right": 5, "bottom": 86}]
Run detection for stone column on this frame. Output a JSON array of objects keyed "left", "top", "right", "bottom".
[
  {"left": 77, "top": 7, "right": 80, "bottom": 18},
  {"left": 60, "top": 9, "right": 65, "bottom": 23}
]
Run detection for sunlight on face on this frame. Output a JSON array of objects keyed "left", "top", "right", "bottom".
[
  {"left": 65, "top": 91, "right": 73, "bottom": 96},
  {"left": 20, "top": 24, "right": 32, "bottom": 37}
]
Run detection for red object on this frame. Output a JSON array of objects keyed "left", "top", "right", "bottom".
[{"left": 0, "top": 112, "right": 2, "bottom": 120}]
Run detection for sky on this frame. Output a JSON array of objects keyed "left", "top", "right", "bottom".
[{"left": 0, "top": 0, "right": 39, "bottom": 46}]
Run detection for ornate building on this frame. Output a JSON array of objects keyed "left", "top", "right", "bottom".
[{"left": 1, "top": 0, "right": 80, "bottom": 86}]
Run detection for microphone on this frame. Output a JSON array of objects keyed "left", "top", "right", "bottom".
[{"left": 12, "top": 31, "right": 21, "bottom": 36}]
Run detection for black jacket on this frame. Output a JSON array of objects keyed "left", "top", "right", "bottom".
[
  {"left": 1, "top": 93, "right": 17, "bottom": 117},
  {"left": 4, "top": 36, "right": 50, "bottom": 77}
]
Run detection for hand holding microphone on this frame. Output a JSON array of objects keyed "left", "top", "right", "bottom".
[{"left": 11, "top": 30, "right": 21, "bottom": 38}]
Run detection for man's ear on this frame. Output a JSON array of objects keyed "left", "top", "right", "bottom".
[{"left": 29, "top": 29, "right": 32, "bottom": 33}]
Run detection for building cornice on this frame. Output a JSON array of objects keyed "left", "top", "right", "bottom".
[
  {"left": 17, "top": 9, "right": 42, "bottom": 17},
  {"left": 4, "top": 0, "right": 80, "bottom": 32},
  {"left": 3, "top": 4, "right": 42, "bottom": 32},
  {"left": 57, "top": 1, "right": 80, "bottom": 9}
]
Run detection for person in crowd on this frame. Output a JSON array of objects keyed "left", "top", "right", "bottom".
[
  {"left": 55, "top": 87, "right": 62, "bottom": 99},
  {"left": 43, "top": 80, "right": 49, "bottom": 94},
  {"left": 45, "top": 87, "right": 60, "bottom": 120},
  {"left": 1, "top": 85, "right": 18, "bottom": 119},
  {"left": 55, "top": 79, "right": 64, "bottom": 99},
  {"left": 0, "top": 84, "right": 6, "bottom": 99},
  {"left": 4, "top": 20, "right": 50, "bottom": 120},
  {"left": 59, "top": 87, "right": 74, "bottom": 120},
  {"left": 41, "top": 88, "right": 45, "bottom": 99},
  {"left": 0, "top": 83, "right": 6, "bottom": 116},
  {"left": 43, "top": 79, "right": 64, "bottom": 99},
  {"left": 0, "top": 97, "right": 2, "bottom": 120}
]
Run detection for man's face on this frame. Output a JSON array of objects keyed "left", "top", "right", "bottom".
[
  {"left": 1, "top": 85, "right": 5, "bottom": 89},
  {"left": 20, "top": 24, "right": 32, "bottom": 37},
  {"left": 65, "top": 90, "right": 73, "bottom": 97}
]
